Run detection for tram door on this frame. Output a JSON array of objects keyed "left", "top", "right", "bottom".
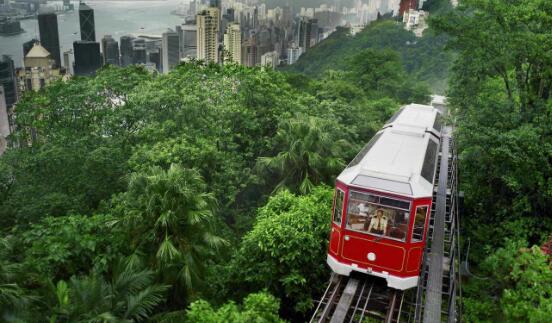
[
  {"left": 329, "top": 188, "right": 345, "bottom": 255},
  {"left": 406, "top": 204, "right": 430, "bottom": 272}
]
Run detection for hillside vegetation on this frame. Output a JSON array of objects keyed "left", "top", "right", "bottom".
[
  {"left": 283, "top": 19, "right": 453, "bottom": 93},
  {"left": 0, "top": 48, "right": 428, "bottom": 321},
  {"left": 1, "top": 1, "right": 551, "bottom": 321}
]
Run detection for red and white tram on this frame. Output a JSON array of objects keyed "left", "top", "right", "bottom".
[{"left": 327, "top": 103, "right": 442, "bottom": 290}]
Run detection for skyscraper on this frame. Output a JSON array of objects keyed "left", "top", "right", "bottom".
[
  {"left": 223, "top": 23, "right": 241, "bottom": 64},
  {"left": 148, "top": 50, "right": 161, "bottom": 71},
  {"left": 73, "top": 41, "right": 101, "bottom": 76},
  {"left": 37, "top": 12, "right": 61, "bottom": 67},
  {"left": 132, "top": 39, "right": 147, "bottom": 65},
  {"left": 197, "top": 10, "right": 219, "bottom": 63},
  {"left": 298, "top": 17, "right": 312, "bottom": 52},
  {"left": 101, "top": 35, "right": 120, "bottom": 66},
  {"left": 242, "top": 38, "right": 258, "bottom": 67},
  {"left": 182, "top": 23, "right": 197, "bottom": 59},
  {"left": 119, "top": 35, "right": 135, "bottom": 67},
  {"left": 79, "top": 2, "right": 96, "bottom": 42},
  {"left": 0, "top": 55, "right": 17, "bottom": 108},
  {"left": 162, "top": 30, "right": 180, "bottom": 73}
]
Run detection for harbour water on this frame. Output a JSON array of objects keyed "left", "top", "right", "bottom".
[{"left": 0, "top": 0, "right": 188, "bottom": 67}]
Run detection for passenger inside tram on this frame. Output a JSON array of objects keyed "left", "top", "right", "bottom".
[
  {"left": 347, "top": 192, "right": 409, "bottom": 241},
  {"left": 368, "top": 209, "right": 388, "bottom": 235}
]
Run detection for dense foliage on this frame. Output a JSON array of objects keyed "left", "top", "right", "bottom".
[
  {"left": 284, "top": 19, "right": 453, "bottom": 93},
  {"left": 3, "top": 1, "right": 550, "bottom": 321},
  {"left": 0, "top": 35, "right": 426, "bottom": 320},
  {"left": 432, "top": 0, "right": 552, "bottom": 321}
]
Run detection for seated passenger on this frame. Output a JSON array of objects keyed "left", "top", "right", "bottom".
[{"left": 368, "top": 209, "right": 388, "bottom": 235}]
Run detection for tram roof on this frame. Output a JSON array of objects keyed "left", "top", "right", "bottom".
[
  {"left": 338, "top": 104, "right": 441, "bottom": 199},
  {"left": 384, "top": 103, "right": 442, "bottom": 138}
]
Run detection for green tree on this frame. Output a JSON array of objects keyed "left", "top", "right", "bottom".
[
  {"left": 227, "top": 187, "right": 333, "bottom": 316},
  {"left": 184, "top": 292, "right": 285, "bottom": 323},
  {"left": 47, "top": 259, "right": 168, "bottom": 322},
  {"left": 463, "top": 241, "right": 552, "bottom": 322},
  {"left": 112, "top": 164, "right": 227, "bottom": 297},
  {"left": 20, "top": 214, "right": 127, "bottom": 280},
  {"left": 0, "top": 237, "right": 35, "bottom": 322},
  {"left": 258, "top": 116, "right": 349, "bottom": 194}
]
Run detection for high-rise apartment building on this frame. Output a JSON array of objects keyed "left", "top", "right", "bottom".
[
  {"left": 242, "top": 38, "right": 258, "bottom": 67},
  {"left": 101, "top": 35, "right": 120, "bottom": 66},
  {"left": 298, "top": 17, "right": 312, "bottom": 52},
  {"left": 17, "top": 43, "right": 61, "bottom": 92},
  {"left": 261, "top": 51, "right": 278, "bottom": 69},
  {"left": 162, "top": 30, "right": 180, "bottom": 73},
  {"left": 119, "top": 35, "right": 135, "bottom": 67},
  {"left": 197, "top": 9, "right": 219, "bottom": 63},
  {"left": 223, "top": 23, "right": 241, "bottom": 64},
  {"left": 37, "top": 12, "right": 61, "bottom": 67},
  {"left": 73, "top": 41, "right": 102, "bottom": 76},
  {"left": 79, "top": 3, "right": 96, "bottom": 42},
  {"left": 287, "top": 45, "right": 303, "bottom": 65}
]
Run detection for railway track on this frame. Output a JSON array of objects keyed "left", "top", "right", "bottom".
[{"left": 310, "top": 273, "right": 410, "bottom": 323}]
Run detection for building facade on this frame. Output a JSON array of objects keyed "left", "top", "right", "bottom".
[
  {"left": 17, "top": 43, "right": 61, "bottom": 92},
  {"left": 73, "top": 41, "right": 102, "bottom": 76},
  {"left": 162, "top": 30, "right": 180, "bottom": 73},
  {"left": 260, "top": 51, "right": 278, "bottom": 69},
  {"left": 197, "top": 9, "right": 219, "bottom": 63},
  {"left": 79, "top": 3, "right": 96, "bottom": 42},
  {"left": 37, "top": 12, "right": 61, "bottom": 67},
  {"left": 181, "top": 23, "right": 197, "bottom": 59},
  {"left": 0, "top": 55, "right": 17, "bottom": 109},
  {"left": 0, "top": 85, "right": 9, "bottom": 155},
  {"left": 223, "top": 23, "right": 241, "bottom": 64},
  {"left": 101, "top": 35, "right": 120, "bottom": 66}
]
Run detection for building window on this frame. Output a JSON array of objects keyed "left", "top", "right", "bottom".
[
  {"left": 333, "top": 189, "right": 344, "bottom": 226},
  {"left": 346, "top": 190, "right": 410, "bottom": 241},
  {"left": 412, "top": 206, "right": 428, "bottom": 242}
]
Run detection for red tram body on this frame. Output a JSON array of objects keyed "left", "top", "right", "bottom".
[{"left": 327, "top": 104, "right": 442, "bottom": 290}]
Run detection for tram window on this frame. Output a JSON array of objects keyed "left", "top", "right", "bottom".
[
  {"left": 333, "top": 189, "right": 345, "bottom": 225},
  {"left": 421, "top": 141, "right": 438, "bottom": 183},
  {"left": 412, "top": 206, "right": 429, "bottom": 242},
  {"left": 346, "top": 191, "right": 410, "bottom": 241},
  {"left": 433, "top": 115, "right": 442, "bottom": 132}
]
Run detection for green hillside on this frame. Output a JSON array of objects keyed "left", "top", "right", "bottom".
[{"left": 284, "top": 19, "right": 453, "bottom": 93}]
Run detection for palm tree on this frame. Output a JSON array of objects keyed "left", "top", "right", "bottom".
[
  {"left": 258, "top": 115, "right": 349, "bottom": 194},
  {"left": 118, "top": 164, "right": 227, "bottom": 294},
  {"left": 48, "top": 258, "right": 168, "bottom": 322},
  {"left": 0, "top": 236, "right": 36, "bottom": 321}
]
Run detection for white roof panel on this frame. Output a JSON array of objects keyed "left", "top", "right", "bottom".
[{"left": 338, "top": 104, "right": 441, "bottom": 198}]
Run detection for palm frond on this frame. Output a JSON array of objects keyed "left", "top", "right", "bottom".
[{"left": 123, "top": 285, "right": 168, "bottom": 321}]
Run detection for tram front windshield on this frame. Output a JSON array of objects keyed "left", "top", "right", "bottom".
[{"left": 346, "top": 190, "right": 410, "bottom": 241}]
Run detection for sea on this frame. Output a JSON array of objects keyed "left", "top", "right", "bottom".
[{"left": 0, "top": 0, "right": 189, "bottom": 67}]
